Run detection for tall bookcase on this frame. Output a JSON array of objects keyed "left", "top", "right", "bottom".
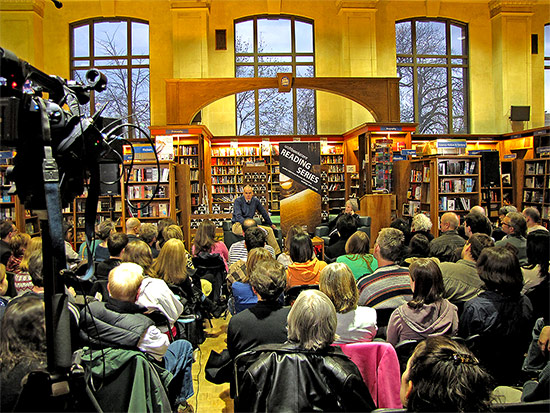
[
  {"left": 321, "top": 144, "right": 345, "bottom": 214},
  {"left": 405, "top": 156, "right": 481, "bottom": 236},
  {"left": 523, "top": 158, "right": 550, "bottom": 228}
]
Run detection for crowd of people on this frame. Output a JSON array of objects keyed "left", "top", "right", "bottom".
[{"left": 0, "top": 186, "right": 549, "bottom": 412}]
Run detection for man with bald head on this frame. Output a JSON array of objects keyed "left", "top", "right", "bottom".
[
  {"left": 126, "top": 217, "right": 141, "bottom": 242},
  {"left": 429, "top": 212, "right": 466, "bottom": 262},
  {"left": 470, "top": 205, "right": 486, "bottom": 216}
]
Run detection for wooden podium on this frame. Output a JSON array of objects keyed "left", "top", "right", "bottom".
[{"left": 359, "top": 194, "right": 392, "bottom": 244}]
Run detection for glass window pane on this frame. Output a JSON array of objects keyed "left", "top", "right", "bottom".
[
  {"left": 258, "top": 56, "right": 292, "bottom": 63},
  {"left": 236, "top": 91, "right": 256, "bottom": 135},
  {"left": 296, "top": 88, "right": 316, "bottom": 134},
  {"left": 95, "top": 59, "right": 128, "bottom": 66},
  {"left": 451, "top": 58, "right": 466, "bottom": 65},
  {"left": 418, "top": 57, "right": 446, "bottom": 64},
  {"left": 258, "top": 65, "right": 291, "bottom": 77},
  {"left": 94, "top": 68, "right": 129, "bottom": 120},
  {"left": 132, "top": 58, "right": 149, "bottom": 65},
  {"left": 545, "top": 24, "right": 550, "bottom": 56},
  {"left": 131, "top": 22, "right": 149, "bottom": 56},
  {"left": 73, "top": 25, "right": 89, "bottom": 57},
  {"left": 295, "top": 20, "right": 313, "bottom": 53},
  {"left": 397, "top": 56, "right": 413, "bottom": 64},
  {"left": 418, "top": 66, "right": 448, "bottom": 133},
  {"left": 94, "top": 21, "right": 128, "bottom": 57},
  {"left": 296, "top": 65, "right": 314, "bottom": 77},
  {"left": 450, "top": 24, "right": 465, "bottom": 55},
  {"left": 258, "top": 88, "right": 293, "bottom": 135},
  {"left": 451, "top": 67, "right": 466, "bottom": 133},
  {"left": 235, "top": 20, "right": 254, "bottom": 53},
  {"left": 296, "top": 56, "right": 314, "bottom": 62},
  {"left": 236, "top": 65, "right": 254, "bottom": 78},
  {"left": 73, "top": 60, "right": 90, "bottom": 67},
  {"left": 132, "top": 68, "right": 150, "bottom": 127},
  {"left": 257, "top": 19, "right": 291, "bottom": 53},
  {"left": 396, "top": 21, "right": 412, "bottom": 54},
  {"left": 236, "top": 56, "right": 254, "bottom": 63},
  {"left": 398, "top": 66, "right": 414, "bottom": 123},
  {"left": 416, "top": 21, "right": 446, "bottom": 55}
]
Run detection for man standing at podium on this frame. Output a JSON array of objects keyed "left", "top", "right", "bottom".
[{"left": 232, "top": 185, "right": 281, "bottom": 255}]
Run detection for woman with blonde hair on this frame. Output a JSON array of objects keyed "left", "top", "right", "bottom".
[
  {"left": 319, "top": 263, "right": 377, "bottom": 343},
  {"left": 336, "top": 231, "right": 378, "bottom": 281},
  {"left": 163, "top": 224, "right": 194, "bottom": 268},
  {"left": 14, "top": 237, "right": 42, "bottom": 294},
  {"left": 232, "top": 248, "right": 274, "bottom": 313},
  {"left": 152, "top": 238, "right": 188, "bottom": 286},
  {"left": 192, "top": 220, "right": 229, "bottom": 270},
  {"left": 7, "top": 232, "right": 31, "bottom": 273},
  {"left": 277, "top": 224, "right": 306, "bottom": 269},
  {"left": 121, "top": 240, "right": 156, "bottom": 278}
]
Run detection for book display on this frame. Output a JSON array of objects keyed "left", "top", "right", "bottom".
[{"left": 523, "top": 158, "right": 550, "bottom": 227}]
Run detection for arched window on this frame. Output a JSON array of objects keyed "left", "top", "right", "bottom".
[
  {"left": 396, "top": 18, "right": 469, "bottom": 134},
  {"left": 235, "top": 15, "right": 315, "bottom": 135},
  {"left": 545, "top": 23, "right": 550, "bottom": 126},
  {"left": 70, "top": 18, "right": 150, "bottom": 128}
]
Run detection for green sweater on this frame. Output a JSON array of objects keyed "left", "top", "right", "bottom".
[{"left": 336, "top": 254, "right": 378, "bottom": 281}]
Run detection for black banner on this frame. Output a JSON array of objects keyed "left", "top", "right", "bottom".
[{"left": 279, "top": 142, "right": 321, "bottom": 193}]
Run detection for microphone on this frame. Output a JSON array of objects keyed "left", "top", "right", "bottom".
[{"left": 51, "top": 0, "right": 63, "bottom": 8}]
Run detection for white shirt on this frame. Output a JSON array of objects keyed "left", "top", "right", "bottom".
[
  {"left": 334, "top": 306, "right": 378, "bottom": 344},
  {"left": 137, "top": 325, "right": 170, "bottom": 361}
]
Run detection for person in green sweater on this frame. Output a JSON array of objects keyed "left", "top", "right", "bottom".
[{"left": 336, "top": 231, "right": 378, "bottom": 281}]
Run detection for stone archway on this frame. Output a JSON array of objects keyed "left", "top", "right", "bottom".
[{"left": 166, "top": 77, "right": 400, "bottom": 125}]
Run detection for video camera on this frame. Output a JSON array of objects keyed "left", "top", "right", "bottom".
[{"left": 0, "top": 47, "right": 109, "bottom": 209}]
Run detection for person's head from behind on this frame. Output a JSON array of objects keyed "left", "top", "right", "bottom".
[
  {"left": 411, "top": 213, "right": 432, "bottom": 233},
  {"left": 498, "top": 205, "right": 517, "bottom": 224},
  {"left": 0, "top": 296, "right": 46, "bottom": 369},
  {"left": 287, "top": 290, "right": 336, "bottom": 350},
  {"left": 408, "top": 234, "right": 430, "bottom": 258},
  {"left": 477, "top": 246, "right": 523, "bottom": 297},
  {"left": 9, "top": 232, "right": 31, "bottom": 258},
  {"left": 97, "top": 219, "right": 116, "bottom": 241},
  {"left": 285, "top": 224, "right": 306, "bottom": 253},
  {"left": 19, "top": 237, "right": 42, "bottom": 272},
  {"left": 194, "top": 219, "right": 216, "bottom": 253},
  {"left": 523, "top": 207, "right": 542, "bottom": 228},
  {"left": 0, "top": 264, "right": 7, "bottom": 296},
  {"left": 407, "top": 258, "right": 444, "bottom": 309},
  {"left": 244, "top": 227, "right": 267, "bottom": 252},
  {"left": 0, "top": 220, "right": 16, "bottom": 241},
  {"left": 157, "top": 218, "right": 177, "bottom": 244},
  {"left": 502, "top": 212, "right": 527, "bottom": 237},
  {"left": 401, "top": 336, "right": 493, "bottom": 412},
  {"left": 470, "top": 205, "right": 486, "bottom": 216},
  {"left": 464, "top": 212, "right": 492, "bottom": 237},
  {"left": 107, "top": 232, "right": 128, "bottom": 257},
  {"left": 463, "top": 233, "right": 494, "bottom": 261},
  {"left": 126, "top": 217, "right": 141, "bottom": 235},
  {"left": 390, "top": 218, "right": 411, "bottom": 240},
  {"left": 139, "top": 223, "right": 158, "bottom": 246},
  {"left": 121, "top": 240, "right": 154, "bottom": 277},
  {"left": 249, "top": 259, "right": 285, "bottom": 301},
  {"left": 163, "top": 225, "right": 184, "bottom": 244},
  {"left": 440, "top": 212, "right": 459, "bottom": 232},
  {"left": 345, "top": 231, "right": 370, "bottom": 255},
  {"left": 108, "top": 262, "right": 144, "bottom": 302},
  {"left": 28, "top": 250, "right": 43, "bottom": 288},
  {"left": 62, "top": 222, "right": 74, "bottom": 243},
  {"left": 375, "top": 227, "right": 405, "bottom": 263},
  {"left": 246, "top": 248, "right": 273, "bottom": 283},
  {"left": 526, "top": 230, "right": 549, "bottom": 278},
  {"left": 319, "top": 263, "right": 358, "bottom": 314},
  {"left": 289, "top": 233, "right": 314, "bottom": 263},
  {"left": 242, "top": 218, "right": 257, "bottom": 235},
  {"left": 154, "top": 238, "right": 187, "bottom": 285},
  {"left": 336, "top": 214, "right": 358, "bottom": 240}
]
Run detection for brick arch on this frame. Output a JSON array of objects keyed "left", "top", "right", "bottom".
[{"left": 166, "top": 77, "right": 401, "bottom": 125}]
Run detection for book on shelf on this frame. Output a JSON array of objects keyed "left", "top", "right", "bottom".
[
  {"left": 536, "top": 163, "right": 545, "bottom": 174},
  {"left": 423, "top": 166, "right": 430, "bottom": 182},
  {"left": 526, "top": 163, "right": 536, "bottom": 174},
  {"left": 409, "top": 200, "right": 421, "bottom": 215},
  {"left": 447, "top": 199, "right": 455, "bottom": 211}
]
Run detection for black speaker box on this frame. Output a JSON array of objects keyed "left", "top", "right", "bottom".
[
  {"left": 480, "top": 151, "right": 501, "bottom": 187},
  {"left": 99, "top": 163, "right": 121, "bottom": 196},
  {"left": 510, "top": 106, "right": 530, "bottom": 121}
]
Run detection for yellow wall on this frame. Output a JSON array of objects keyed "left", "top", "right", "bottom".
[{"left": 1, "top": 0, "right": 548, "bottom": 135}]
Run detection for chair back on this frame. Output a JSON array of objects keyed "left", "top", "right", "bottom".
[
  {"left": 284, "top": 284, "right": 319, "bottom": 306},
  {"left": 222, "top": 221, "right": 244, "bottom": 249},
  {"left": 5, "top": 271, "right": 17, "bottom": 297},
  {"left": 394, "top": 339, "right": 421, "bottom": 374},
  {"left": 192, "top": 252, "right": 227, "bottom": 301},
  {"left": 336, "top": 341, "right": 402, "bottom": 409}
]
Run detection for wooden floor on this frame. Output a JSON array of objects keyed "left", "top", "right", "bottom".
[{"left": 188, "top": 315, "right": 234, "bottom": 413}]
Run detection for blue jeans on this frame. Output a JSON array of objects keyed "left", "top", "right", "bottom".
[{"left": 163, "top": 339, "right": 194, "bottom": 403}]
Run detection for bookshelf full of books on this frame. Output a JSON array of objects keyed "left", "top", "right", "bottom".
[
  {"left": 523, "top": 158, "right": 550, "bottom": 228},
  {"left": 321, "top": 144, "right": 346, "bottom": 214}
]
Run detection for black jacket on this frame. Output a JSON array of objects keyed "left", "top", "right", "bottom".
[
  {"left": 234, "top": 342, "right": 376, "bottom": 412},
  {"left": 79, "top": 298, "right": 154, "bottom": 348}
]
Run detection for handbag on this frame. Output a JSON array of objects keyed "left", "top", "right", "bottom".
[{"left": 205, "top": 349, "right": 233, "bottom": 384}]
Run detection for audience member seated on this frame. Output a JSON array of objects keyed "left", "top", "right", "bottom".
[
  {"left": 231, "top": 248, "right": 273, "bottom": 314},
  {"left": 13, "top": 237, "right": 42, "bottom": 295},
  {"left": 495, "top": 211, "right": 528, "bottom": 265},
  {"left": 63, "top": 222, "right": 80, "bottom": 264},
  {"left": 523, "top": 207, "right": 548, "bottom": 234},
  {"left": 235, "top": 289, "right": 375, "bottom": 412},
  {"left": 522, "top": 230, "right": 550, "bottom": 321},
  {"left": 0, "top": 220, "right": 16, "bottom": 266},
  {"left": 336, "top": 231, "right": 378, "bottom": 280},
  {"left": 357, "top": 228, "right": 412, "bottom": 327},
  {"left": 0, "top": 264, "right": 9, "bottom": 306},
  {"left": 122, "top": 239, "right": 156, "bottom": 277},
  {"left": 429, "top": 212, "right": 465, "bottom": 262},
  {"left": 96, "top": 232, "right": 128, "bottom": 281},
  {"left": 6, "top": 232, "right": 30, "bottom": 273},
  {"left": 79, "top": 262, "right": 195, "bottom": 412},
  {"left": 192, "top": 220, "right": 229, "bottom": 271},
  {"left": 492, "top": 205, "right": 518, "bottom": 242},
  {"left": 286, "top": 233, "right": 327, "bottom": 289},
  {"left": 387, "top": 258, "right": 458, "bottom": 347},
  {"left": 277, "top": 224, "right": 306, "bottom": 269},
  {"left": 325, "top": 213, "right": 358, "bottom": 262},
  {"left": 327, "top": 199, "right": 361, "bottom": 244},
  {"left": 156, "top": 218, "right": 177, "bottom": 250},
  {"left": 80, "top": 219, "right": 115, "bottom": 263},
  {"left": 229, "top": 218, "right": 274, "bottom": 266},
  {"left": 458, "top": 246, "right": 533, "bottom": 385},
  {"left": 440, "top": 233, "right": 494, "bottom": 306},
  {"left": 390, "top": 217, "right": 412, "bottom": 246},
  {"left": 125, "top": 217, "right": 141, "bottom": 242},
  {"left": 464, "top": 211, "right": 493, "bottom": 237},
  {"left": 400, "top": 336, "right": 493, "bottom": 412},
  {"left": 401, "top": 233, "right": 432, "bottom": 267},
  {"left": 227, "top": 259, "right": 289, "bottom": 361},
  {"left": 319, "top": 263, "right": 377, "bottom": 343},
  {"left": 0, "top": 296, "right": 47, "bottom": 412},
  {"left": 162, "top": 225, "right": 194, "bottom": 269},
  {"left": 139, "top": 223, "right": 159, "bottom": 258},
  {"left": 410, "top": 213, "right": 434, "bottom": 242}
]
